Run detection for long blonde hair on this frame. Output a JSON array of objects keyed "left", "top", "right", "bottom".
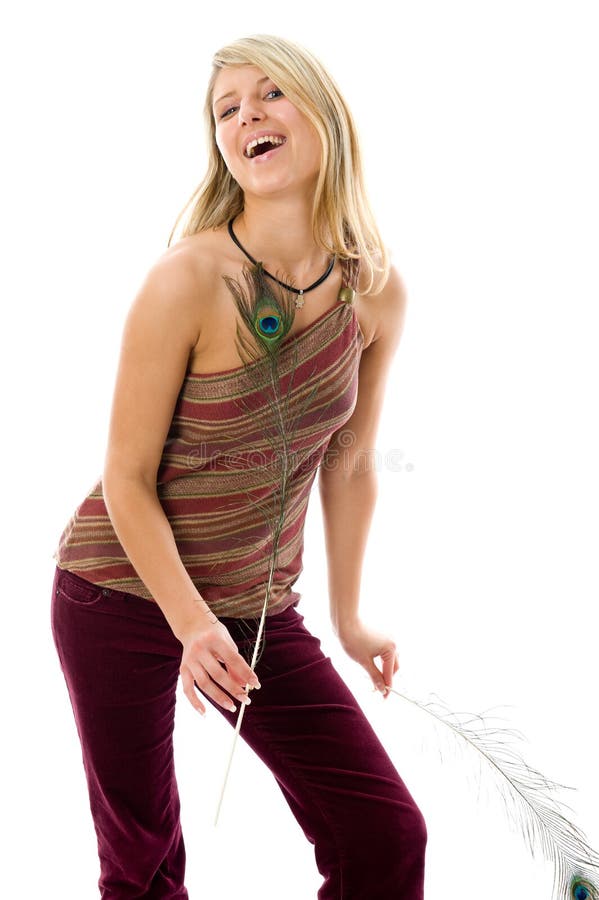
[{"left": 168, "top": 34, "right": 390, "bottom": 295}]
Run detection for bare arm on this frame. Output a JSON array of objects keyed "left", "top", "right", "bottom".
[
  {"left": 102, "top": 249, "right": 260, "bottom": 713},
  {"left": 319, "top": 473, "right": 378, "bottom": 637},
  {"left": 319, "top": 264, "right": 408, "bottom": 638},
  {"left": 102, "top": 251, "right": 210, "bottom": 637}
]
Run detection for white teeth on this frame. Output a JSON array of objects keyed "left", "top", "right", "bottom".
[{"left": 244, "top": 135, "right": 285, "bottom": 158}]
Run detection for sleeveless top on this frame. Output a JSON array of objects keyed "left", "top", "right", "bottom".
[{"left": 53, "top": 294, "right": 364, "bottom": 619}]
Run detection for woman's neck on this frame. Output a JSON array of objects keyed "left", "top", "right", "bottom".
[{"left": 233, "top": 198, "right": 331, "bottom": 283}]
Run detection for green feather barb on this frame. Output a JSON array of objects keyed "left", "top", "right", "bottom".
[{"left": 222, "top": 261, "right": 296, "bottom": 360}]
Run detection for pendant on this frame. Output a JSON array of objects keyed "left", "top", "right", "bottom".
[
  {"left": 338, "top": 287, "right": 355, "bottom": 304},
  {"left": 295, "top": 290, "right": 305, "bottom": 310}
]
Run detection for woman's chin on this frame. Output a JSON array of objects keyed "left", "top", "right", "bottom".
[{"left": 237, "top": 169, "right": 319, "bottom": 200}]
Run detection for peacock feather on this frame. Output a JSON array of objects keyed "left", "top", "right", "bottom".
[
  {"left": 211, "top": 260, "right": 599, "bottom": 900},
  {"left": 214, "top": 260, "right": 321, "bottom": 824},
  {"left": 383, "top": 684, "right": 599, "bottom": 897},
  {"left": 223, "top": 261, "right": 297, "bottom": 361}
]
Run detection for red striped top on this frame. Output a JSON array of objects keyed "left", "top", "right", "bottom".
[{"left": 53, "top": 295, "right": 364, "bottom": 618}]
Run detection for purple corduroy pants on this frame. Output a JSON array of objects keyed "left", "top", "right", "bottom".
[{"left": 51, "top": 564, "right": 427, "bottom": 899}]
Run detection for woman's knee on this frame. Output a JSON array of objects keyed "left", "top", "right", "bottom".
[
  {"left": 350, "top": 796, "right": 427, "bottom": 863},
  {"left": 402, "top": 801, "right": 428, "bottom": 856}
]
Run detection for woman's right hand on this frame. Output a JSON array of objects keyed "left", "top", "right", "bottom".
[{"left": 179, "top": 615, "right": 261, "bottom": 716}]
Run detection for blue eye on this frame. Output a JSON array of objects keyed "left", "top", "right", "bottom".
[{"left": 219, "top": 88, "right": 284, "bottom": 119}]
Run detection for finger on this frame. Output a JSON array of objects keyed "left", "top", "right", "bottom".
[
  {"left": 214, "top": 654, "right": 259, "bottom": 693},
  {"left": 187, "top": 663, "right": 239, "bottom": 714},
  {"left": 382, "top": 657, "right": 395, "bottom": 693},
  {"left": 368, "top": 662, "right": 385, "bottom": 693},
  {"left": 219, "top": 645, "right": 261, "bottom": 690},
  {"left": 180, "top": 666, "right": 206, "bottom": 716},
  {"left": 203, "top": 654, "right": 253, "bottom": 707},
  {"left": 381, "top": 643, "right": 398, "bottom": 690}
]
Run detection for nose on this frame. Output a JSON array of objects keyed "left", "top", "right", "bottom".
[{"left": 237, "top": 95, "right": 265, "bottom": 125}]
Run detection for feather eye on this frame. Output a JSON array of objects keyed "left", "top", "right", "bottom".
[
  {"left": 222, "top": 261, "right": 296, "bottom": 362},
  {"left": 252, "top": 294, "right": 287, "bottom": 346},
  {"left": 570, "top": 876, "right": 596, "bottom": 900}
]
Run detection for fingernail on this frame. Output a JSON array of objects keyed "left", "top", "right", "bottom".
[{"left": 229, "top": 703, "right": 237, "bottom": 713}]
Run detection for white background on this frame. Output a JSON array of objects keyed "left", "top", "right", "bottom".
[{"left": 2, "top": 1, "right": 598, "bottom": 897}]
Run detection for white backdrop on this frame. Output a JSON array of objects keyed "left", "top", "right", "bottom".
[{"left": 2, "top": 1, "right": 598, "bottom": 898}]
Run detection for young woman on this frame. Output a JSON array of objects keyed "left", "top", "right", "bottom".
[{"left": 51, "top": 33, "right": 427, "bottom": 899}]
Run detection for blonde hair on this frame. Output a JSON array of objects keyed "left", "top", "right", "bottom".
[{"left": 167, "top": 34, "right": 390, "bottom": 295}]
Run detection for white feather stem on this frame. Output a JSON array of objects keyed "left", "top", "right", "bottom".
[
  {"left": 213, "top": 560, "right": 274, "bottom": 827},
  {"left": 214, "top": 362, "right": 290, "bottom": 826}
]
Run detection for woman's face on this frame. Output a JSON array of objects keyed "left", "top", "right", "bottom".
[{"left": 212, "top": 65, "right": 322, "bottom": 197}]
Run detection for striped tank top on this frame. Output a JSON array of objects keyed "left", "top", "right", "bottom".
[{"left": 53, "top": 292, "right": 364, "bottom": 618}]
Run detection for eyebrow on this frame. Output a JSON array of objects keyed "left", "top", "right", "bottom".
[{"left": 213, "top": 75, "right": 270, "bottom": 108}]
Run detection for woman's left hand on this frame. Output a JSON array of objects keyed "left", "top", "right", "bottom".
[{"left": 337, "top": 619, "right": 399, "bottom": 699}]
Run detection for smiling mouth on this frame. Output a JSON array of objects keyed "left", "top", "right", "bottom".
[{"left": 244, "top": 137, "right": 287, "bottom": 159}]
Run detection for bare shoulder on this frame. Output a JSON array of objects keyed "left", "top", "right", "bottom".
[
  {"left": 155, "top": 231, "right": 219, "bottom": 307},
  {"left": 136, "top": 229, "right": 228, "bottom": 349},
  {"left": 356, "top": 260, "right": 408, "bottom": 353},
  {"left": 320, "top": 261, "right": 408, "bottom": 473},
  {"left": 103, "top": 231, "right": 222, "bottom": 486}
]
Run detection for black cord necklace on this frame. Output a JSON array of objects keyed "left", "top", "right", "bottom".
[{"left": 227, "top": 216, "right": 337, "bottom": 310}]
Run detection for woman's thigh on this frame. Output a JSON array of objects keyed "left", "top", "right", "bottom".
[
  {"left": 51, "top": 566, "right": 182, "bottom": 755},
  {"left": 51, "top": 566, "right": 187, "bottom": 897},
  {"left": 211, "top": 603, "right": 427, "bottom": 898}
]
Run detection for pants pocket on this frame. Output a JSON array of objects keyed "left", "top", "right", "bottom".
[{"left": 54, "top": 566, "right": 106, "bottom": 606}]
